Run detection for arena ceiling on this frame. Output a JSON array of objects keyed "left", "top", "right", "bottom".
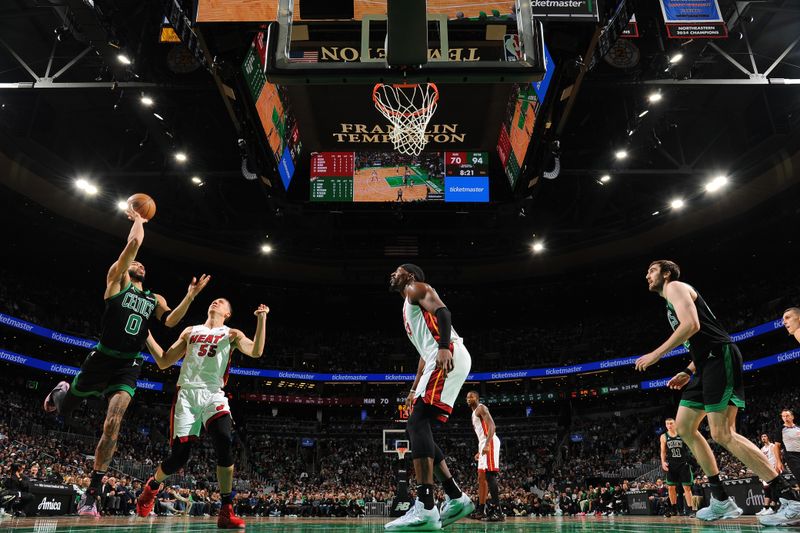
[{"left": 1, "top": 0, "right": 799, "bottom": 282}]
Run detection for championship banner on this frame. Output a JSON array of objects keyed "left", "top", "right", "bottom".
[
  {"left": 531, "top": 0, "right": 599, "bottom": 21},
  {"left": 659, "top": 0, "right": 728, "bottom": 39}
]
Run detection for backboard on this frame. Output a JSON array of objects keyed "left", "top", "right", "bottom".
[{"left": 199, "top": 0, "right": 545, "bottom": 84}]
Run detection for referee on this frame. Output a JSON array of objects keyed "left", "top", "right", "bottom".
[{"left": 773, "top": 409, "right": 800, "bottom": 484}]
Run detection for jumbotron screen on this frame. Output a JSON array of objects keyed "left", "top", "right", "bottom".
[{"left": 309, "top": 151, "right": 489, "bottom": 202}]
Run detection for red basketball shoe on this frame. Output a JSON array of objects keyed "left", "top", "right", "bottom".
[{"left": 217, "top": 503, "right": 245, "bottom": 529}]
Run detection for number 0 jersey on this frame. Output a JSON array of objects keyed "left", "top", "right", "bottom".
[
  {"left": 177, "top": 324, "right": 234, "bottom": 391},
  {"left": 99, "top": 282, "right": 158, "bottom": 356}
]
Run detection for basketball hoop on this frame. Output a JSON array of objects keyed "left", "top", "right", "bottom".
[
  {"left": 372, "top": 83, "right": 439, "bottom": 156},
  {"left": 396, "top": 447, "right": 409, "bottom": 460}
]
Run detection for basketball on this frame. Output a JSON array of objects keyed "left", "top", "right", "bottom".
[{"left": 127, "top": 193, "right": 156, "bottom": 220}]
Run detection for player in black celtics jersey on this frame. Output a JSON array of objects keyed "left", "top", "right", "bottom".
[
  {"left": 42, "top": 207, "right": 209, "bottom": 517},
  {"left": 660, "top": 417, "right": 694, "bottom": 517},
  {"left": 636, "top": 260, "right": 800, "bottom": 526}
]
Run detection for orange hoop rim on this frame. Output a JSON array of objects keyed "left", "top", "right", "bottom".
[{"left": 372, "top": 83, "right": 439, "bottom": 119}]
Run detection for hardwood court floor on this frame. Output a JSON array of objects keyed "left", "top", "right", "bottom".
[{"left": 3, "top": 515, "right": 791, "bottom": 532}]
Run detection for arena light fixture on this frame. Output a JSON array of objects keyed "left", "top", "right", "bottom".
[
  {"left": 140, "top": 95, "right": 154, "bottom": 107},
  {"left": 117, "top": 54, "right": 132, "bottom": 65},
  {"left": 648, "top": 92, "right": 663, "bottom": 103},
  {"left": 638, "top": 110, "right": 649, "bottom": 118},
  {"left": 669, "top": 53, "right": 683, "bottom": 64},
  {"left": 614, "top": 149, "right": 628, "bottom": 160},
  {"left": 670, "top": 198, "right": 685, "bottom": 210},
  {"left": 191, "top": 176, "right": 203, "bottom": 185},
  {"left": 174, "top": 152, "right": 188, "bottom": 163},
  {"left": 261, "top": 244, "right": 273, "bottom": 254},
  {"left": 705, "top": 175, "right": 729, "bottom": 193},
  {"left": 652, "top": 210, "right": 660, "bottom": 216},
  {"left": 531, "top": 241, "right": 545, "bottom": 253},
  {"left": 116, "top": 200, "right": 128, "bottom": 211},
  {"left": 153, "top": 113, "right": 164, "bottom": 121},
  {"left": 75, "top": 178, "right": 89, "bottom": 190},
  {"left": 600, "top": 175, "right": 611, "bottom": 183}
]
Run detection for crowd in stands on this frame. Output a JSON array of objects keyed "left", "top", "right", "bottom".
[{"left": 2, "top": 258, "right": 799, "bottom": 519}]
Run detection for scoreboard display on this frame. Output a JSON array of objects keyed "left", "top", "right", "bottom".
[
  {"left": 310, "top": 151, "right": 489, "bottom": 203},
  {"left": 444, "top": 152, "right": 489, "bottom": 176}
]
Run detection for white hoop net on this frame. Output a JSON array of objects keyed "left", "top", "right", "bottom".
[{"left": 373, "top": 83, "right": 439, "bottom": 156}]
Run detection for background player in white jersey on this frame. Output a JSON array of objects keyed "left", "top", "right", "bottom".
[
  {"left": 387, "top": 264, "right": 474, "bottom": 531},
  {"left": 758, "top": 434, "right": 780, "bottom": 516},
  {"left": 466, "top": 391, "right": 503, "bottom": 522},
  {"left": 136, "top": 298, "right": 268, "bottom": 529}
]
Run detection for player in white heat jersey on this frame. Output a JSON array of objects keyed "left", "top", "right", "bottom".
[
  {"left": 758, "top": 433, "right": 779, "bottom": 516},
  {"left": 466, "top": 390, "right": 503, "bottom": 521},
  {"left": 386, "top": 264, "right": 474, "bottom": 531},
  {"left": 137, "top": 298, "right": 268, "bottom": 529}
]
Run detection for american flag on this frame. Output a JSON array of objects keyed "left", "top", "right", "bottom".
[{"left": 289, "top": 50, "right": 319, "bottom": 63}]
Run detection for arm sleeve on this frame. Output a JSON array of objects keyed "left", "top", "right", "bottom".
[
  {"left": 771, "top": 426, "right": 783, "bottom": 445},
  {"left": 434, "top": 307, "right": 452, "bottom": 349}
]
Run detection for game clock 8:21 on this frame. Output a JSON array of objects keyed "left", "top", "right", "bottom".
[{"left": 445, "top": 152, "right": 488, "bottom": 176}]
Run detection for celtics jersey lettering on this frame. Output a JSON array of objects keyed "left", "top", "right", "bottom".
[
  {"left": 665, "top": 433, "right": 688, "bottom": 465},
  {"left": 666, "top": 285, "right": 731, "bottom": 365},
  {"left": 99, "top": 282, "right": 158, "bottom": 355}
]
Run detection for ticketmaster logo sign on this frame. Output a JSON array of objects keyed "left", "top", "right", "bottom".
[
  {"left": 444, "top": 177, "right": 489, "bottom": 203},
  {"left": 531, "top": 0, "right": 598, "bottom": 20}
]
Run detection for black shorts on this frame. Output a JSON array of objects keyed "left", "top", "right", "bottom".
[
  {"left": 70, "top": 348, "right": 142, "bottom": 399},
  {"left": 679, "top": 343, "right": 745, "bottom": 413},
  {"left": 785, "top": 451, "right": 800, "bottom": 482},
  {"left": 666, "top": 463, "right": 693, "bottom": 486}
]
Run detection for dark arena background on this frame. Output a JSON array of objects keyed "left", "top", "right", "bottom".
[{"left": 2, "top": 0, "right": 800, "bottom": 532}]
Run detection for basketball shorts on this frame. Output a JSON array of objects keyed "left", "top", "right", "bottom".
[
  {"left": 666, "top": 463, "right": 693, "bottom": 486},
  {"left": 170, "top": 387, "right": 230, "bottom": 444},
  {"left": 679, "top": 343, "right": 745, "bottom": 413},
  {"left": 70, "top": 348, "right": 143, "bottom": 399},
  {"left": 414, "top": 342, "right": 471, "bottom": 423},
  {"left": 477, "top": 436, "right": 501, "bottom": 472}
]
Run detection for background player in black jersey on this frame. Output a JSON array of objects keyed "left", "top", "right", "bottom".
[
  {"left": 636, "top": 260, "right": 800, "bottom": 526},
  {"left": 660, "top": 417, "right": 694, "bottom": 517},
  {"left": 42, "top": 208, "right": 209, "bottom": 516}
]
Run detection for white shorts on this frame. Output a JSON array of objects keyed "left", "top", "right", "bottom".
[
  {"left": 170, "top": 387, "right": 230, "bottom": 443},
  {"left": 414, "top": 342, "right": 471, "bottom": 422},
  {"left": 477, "top": 436, "right": 501, "bottom": 472}
]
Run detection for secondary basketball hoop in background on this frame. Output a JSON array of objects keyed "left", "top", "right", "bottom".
[
  {"left": 372, "top": 83, "right": 439, "bottom": 156},
  {"left": 383, "top": 429, "right": 413, "bottom": 516}
]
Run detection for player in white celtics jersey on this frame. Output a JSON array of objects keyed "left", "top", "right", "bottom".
[
  {"left": 387, "top": 264, "right": 474, "bottom": 531},
  {"left": 137, "top": 298, "right": 268, "bottom": 529},
  {"left": 466, "top": 391, "right": 503, "bottom": 522}
]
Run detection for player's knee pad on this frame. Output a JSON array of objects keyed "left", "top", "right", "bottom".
[
  {"left": 208, "top": 415, "right": 234, "bottom": 467},
  {"left": 161, "top": 440, "right": 192, "bottom": 475}
]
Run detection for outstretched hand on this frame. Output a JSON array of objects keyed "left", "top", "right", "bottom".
[
  {"left": 126, "top": 207, "right": 146, "bottom": 224},
  {"left": 634, "top": 352, "right": 660, "bottom": 372},
  {"left": 187, "top": 274, "right": 211, "bottom": 298},
  {"left": 254, "top": 304, "right": 270, "bottom": 317},
  {"left": 667, "top": 372, "right": 691, "bottom": 390}
]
